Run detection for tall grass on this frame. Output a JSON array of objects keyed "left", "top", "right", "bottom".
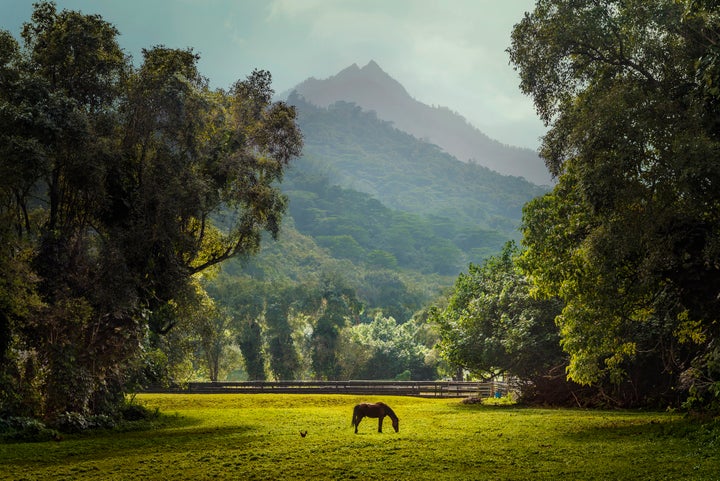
[{"left": 1, "top": 394, "right": 718, "bottom": 480}]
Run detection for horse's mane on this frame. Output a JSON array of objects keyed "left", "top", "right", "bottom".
[{"left": 381, "top": 403, "right": 398, "bottom": 420}]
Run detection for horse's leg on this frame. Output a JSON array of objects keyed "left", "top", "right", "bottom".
[
  {"left": 354, "top": 414, "right": 362, "bottom": 434},
  {"left": 378, "top": 415, "right": 384, "bottom": 433}
]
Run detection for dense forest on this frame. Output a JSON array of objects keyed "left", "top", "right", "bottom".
[
  {"left": 284, "top": 95, "right": 545, "bottom": 273},
  {"left": 2, "top": 0, "right": 720, "bottom": 434},
  {"left": 0, "top": 2, "right": 304, "bottom": 420},
  {"left": 432, "top": 0, "right": 720, "bottom": 410}
]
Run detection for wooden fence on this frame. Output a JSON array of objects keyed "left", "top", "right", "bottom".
[{"left": 143, "top": 380, "right": 509, "bottom": 398}]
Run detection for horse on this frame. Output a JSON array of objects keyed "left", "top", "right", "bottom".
[{"left": 351, "top": 402, "right": 399, "bottom": 434}]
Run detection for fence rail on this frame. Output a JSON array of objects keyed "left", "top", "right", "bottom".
[{"left": 143, "top": 380, "right": 509, "bottom": 398}]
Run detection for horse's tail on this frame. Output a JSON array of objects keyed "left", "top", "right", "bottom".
[{"left": 351, "top": 405, "right": 358, "bottom": 426}]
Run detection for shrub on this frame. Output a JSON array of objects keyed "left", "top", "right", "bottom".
[
  {"left": 53, "top": 412, "right": 89, "bottom": 433},
  {"left": 0, "top": 417, "right": 61, "bottom": 442},
  {"left": 119, "top": 402, "right": 157, "bottom": 422}
]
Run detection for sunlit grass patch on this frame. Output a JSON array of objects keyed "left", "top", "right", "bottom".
[{"left": 1, "top": 394, "right": 718, "bottom": 480}]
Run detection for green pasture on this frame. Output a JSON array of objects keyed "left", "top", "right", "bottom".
[{"left": 1, "top": 394, "right": 718, "bottom": 480}]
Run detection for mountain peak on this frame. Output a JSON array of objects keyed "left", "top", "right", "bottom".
[
  {"left": 362, "top": 60, "right": 382, "bottom": 72},
  {"left": 292, "top": 60, "right": 411, "bottom": 110},
  {"left": 289, "top": 62, "right": 552, "bottom": 185},
  {"left": 337, "top": 63, "right": 360, "bottom": 75},
  {"left": 334, "top": 60, "right": 399, "bottom": 88}
]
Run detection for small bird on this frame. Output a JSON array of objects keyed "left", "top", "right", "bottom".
[{"left": 300, "top": 430, "right": 308, "bottom": 437}]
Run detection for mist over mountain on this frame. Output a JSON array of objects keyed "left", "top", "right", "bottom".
[
  {"left": 290, "top": 60, "right": 552, "bottom": 186},
  {"left": 264, "top": 92, "right": 546, "bottom": 281},
  {"left": 288, "top": 94, "right": 544, "bottom": 238},
  {"left": 219, "top": 62, "right": 550, "bottom": 327}
]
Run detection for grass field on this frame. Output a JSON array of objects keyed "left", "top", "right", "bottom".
[{"left": 1, "top": 394, "right": 718, "bottom": 480}]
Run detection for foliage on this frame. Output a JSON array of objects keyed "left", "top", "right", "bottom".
[
  {"left": 285, "top": 170, "right": 474, "bottom": 275},
  {"left": 431, "top": 243, "right": 585, "bottom": 403},
  {"left": 338, "top": 315, "right": 437, "bottom": 380},
  {"left": 288, "top": 94, "right": 546, "bottom": 264},
  {"left": 206, "top": 198, "right": 452, "bottom": 381},
  {"left": 0, "top": 399, "right": 157, "bottom": 442},
  {"left": 188, "top": 287, "right": 242, "bottom": 383},
  {"left": 0, "top": 2, "right": 301, "bottom": 418},
  {"left": 308, "top": 275, "right": 359, "bottom": 380},
  {"left": 509, "top": 0, "right": 720, "bottom": 409},
  {"left": 263, "top": 287, "right": 301, "bottom": 380},
  {"left": 0, "top": 416, "right": 61, "bottom": 442},
  {"left": 2, "top": 394, "right": 718, "bottom": 479}
]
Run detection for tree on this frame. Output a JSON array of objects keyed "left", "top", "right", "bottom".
[
  {"left": 192, "top": 291, "right": 239, "bottom": 382},
  {"left": 432, "top": 243, "right": 576, "bottom": 402},
  {"left": 509, "top": 0, "right": 720, "bottom": 407},
  {"left": 4, "top": 2, "right": 137, "bottom": 417},
  {"left": 265, "top": 288, "right": 301, "bottom": 380},
  {"left": 339, "top": 314, "right": 437, "bottom": 380},
  {"left": 310, "top": 275, "right": 359, "bottom": 380},
  {"left": 205, "top": 274, "right": 268, "bottom": 381},
  {"left": 0, "top": 2, "right": 301, "bottom": 418},
  {"left": 358, "top": 271, "right": 423, "bottom": 323}
]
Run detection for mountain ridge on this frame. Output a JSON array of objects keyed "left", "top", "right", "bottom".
[
  {"left": 286, "top": 94, "right": 546, "bottom": 251},
  {"left": 290, "top": 60, "right": 552, "bottom": 186}
]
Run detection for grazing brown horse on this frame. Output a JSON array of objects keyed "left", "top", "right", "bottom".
[{"left": 351, "top": 402, "right": 399, "bottom": 434}]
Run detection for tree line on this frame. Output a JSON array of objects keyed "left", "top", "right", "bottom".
[
  {"left": 434, "top": 0, "right": 720, "bottom": 411},
  {"left": 0, "top": 2, "right": 302, "bottom": 419}
]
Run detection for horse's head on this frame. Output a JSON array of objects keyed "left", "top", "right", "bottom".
[{"left": 392, "top": 417, "right": 399, "bottom": 433}]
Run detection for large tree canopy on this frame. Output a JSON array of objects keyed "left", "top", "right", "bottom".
[
  {"left": 0, "top": 1, "right": 301, "bottom": 418},
  {"left": 509, "top": 0, "right": 720, "bottom": 408},
  {"left": 431, "top": 243, "right": 573, "bottom": 403}
]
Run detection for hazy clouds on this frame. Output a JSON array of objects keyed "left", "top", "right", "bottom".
[{"left": 1, "top": 0, "right": 545, "bottom": 149}]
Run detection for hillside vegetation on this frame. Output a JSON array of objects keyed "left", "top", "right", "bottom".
[
  {"left": 204, "top": 91, "right": 548, "bottom": 383},
  {"left": 289, "top": 94, "right": 546, "bottom": 238}
]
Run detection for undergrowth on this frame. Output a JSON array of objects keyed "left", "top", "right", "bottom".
[{"left": 0, "top": 401, "right": 159, "bottom": 442}]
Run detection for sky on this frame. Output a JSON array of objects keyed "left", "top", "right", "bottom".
[{"left": 1, "top": 0, "right": 545, "bottom": 149}]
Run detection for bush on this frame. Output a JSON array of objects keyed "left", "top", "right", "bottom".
[
  {"left": 0, "top": 402, "right": 159, "bottom": 442},
  {"left": 53, "top": 412, "right": 89, "bottom": 433},
  {"left": 0, "top": 417, "right": 61, "bottom": 442},
  {"left": 53, "top": 404, "right": 157, "bottom": 433},
  {"left": 119, "top": 402, "right": 157, "bottom": 422},
  {"left": 89, "top": 414, "right": 116, "bottom": 429}
]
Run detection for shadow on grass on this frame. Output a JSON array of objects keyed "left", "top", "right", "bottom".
[
  {"left": 447, "top": 401, "right": 530, "bottom": 412},
  {"left": 562, "top": 415, "right": 720, "bottom": 444},
  {"left": 89, "top": 413, "right": 257, "bottom": 445},
  {"left": 1, "top": 413, "right": 258, "bottom": 470}
]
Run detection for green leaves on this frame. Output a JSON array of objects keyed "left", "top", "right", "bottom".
[
  {"left": 432, "top": 243, "right": 564, "bottom": 387},
  {"left": 22, "top": 1, "right": 126, "bottom": 109},
  {"left": 339, "top": 315, "right": 433, "bottom": 380},
  {"left": 510, "top": 0, "right": 720, "bottom": 407},
  {"left": 0, "top": 2, "right": 302, "bottom": 417}
]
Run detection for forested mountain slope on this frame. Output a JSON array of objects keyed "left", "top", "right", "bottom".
[
  {"left": 282, "top": 170, "right": 503, "bottom": 275},
  {"left": 287, "top": 93, "right": 547, "bottom": 241},
  {"left": 218, "top": 90, "right": 548, "bottom": 325},
  {"left": 188, "top": 59, "right": 550, "bottom": 381},
  {"left": 291, "top": 60, "right": 551, "bottom": 185}
]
